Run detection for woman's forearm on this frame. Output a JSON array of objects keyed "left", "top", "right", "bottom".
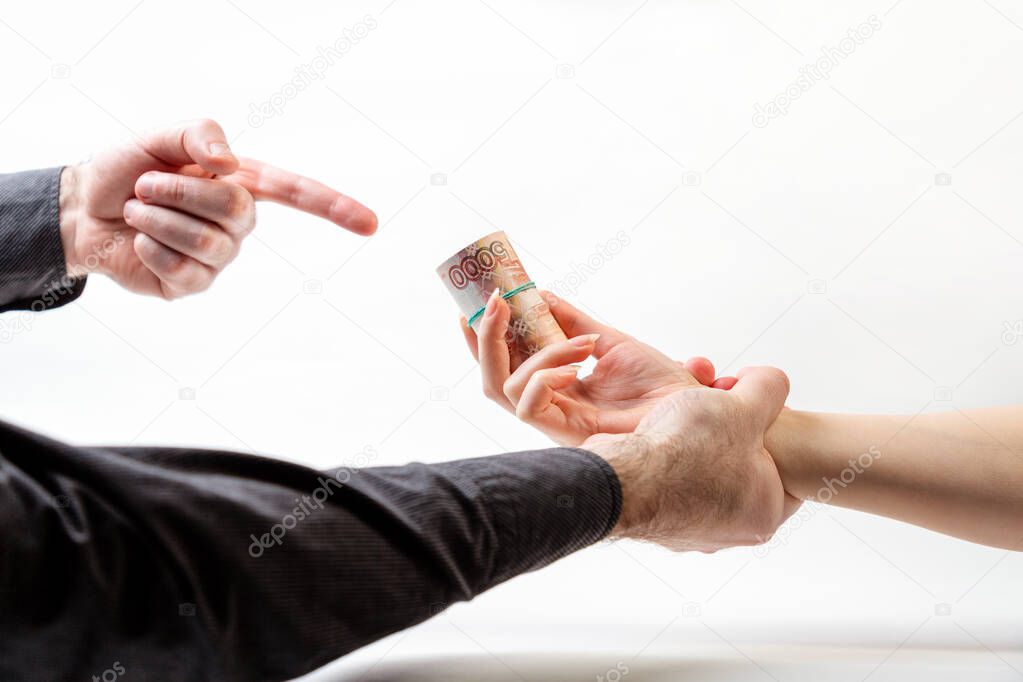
[{"left": 767, "top": 407, "right": 1023, "bottom": 549}]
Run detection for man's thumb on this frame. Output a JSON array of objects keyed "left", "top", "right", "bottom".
[
  {"left": 139, "top": 119, "right": 239, "bottom": 176},
  {"left": 730, "top": 366, "right": 790, "bottom": 430}
]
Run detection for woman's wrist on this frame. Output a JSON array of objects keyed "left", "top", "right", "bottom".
[
  {"left": 765, "top": 408, "right": 822, "bottom": 500},
  {"left": 767, "top": 410, "right": 894, "bottom": 505}
]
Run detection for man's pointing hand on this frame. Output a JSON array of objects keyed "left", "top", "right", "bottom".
[{"left": 59, "top": 118, "right": 377, "bottom": 299}]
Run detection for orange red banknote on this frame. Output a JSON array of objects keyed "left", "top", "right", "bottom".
[{"left": 437, "top": 231, "right": 567, "bottom": 361}]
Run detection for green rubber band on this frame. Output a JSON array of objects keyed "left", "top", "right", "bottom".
[{"left": 466, "top": 281, "right": 537, "bottom": 328}]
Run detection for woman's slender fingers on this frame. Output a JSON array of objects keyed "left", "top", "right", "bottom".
[
  {"left": 460, "top": 316, "right": 480, "bottom": 362},
  {"left": 681, "top": 355, "right": 736, "bottom": 390},
  {"left": 516, "top": 368, "right": 589, "bottom": 443},
  {"left": 477, "top": 290, "right": 514, "bottom": 411},
  {"left": 540, "top": 291, "right": 627, "bottom": 357},
  {"left": 516, "top": 366, "right": 579, "bottom": 420},
  {"left": 133, "top": 232, "right": 215, "bottom": 299},
  {"left": 684, "top": 356, "right": 716, "bottom": 387},
  {"left": 713, "top": 376, "right": 738, "bottom": 390},
  {"left": 124, "top": 200, "right": 236, "bottom": 268},
  {"left": 502, "top": 334, "right": 598, "bottom": 404},
  {"left": 133, "top": 172, "right": 255, "bottom": 236}
]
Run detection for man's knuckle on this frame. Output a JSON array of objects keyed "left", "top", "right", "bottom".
[
  {"left": 206, "top": 232, "right": 234, "bottom": 265},
  {"left": 191, "top": 225, "right": 218, "bottom": 258},
  {"left": 164, "top": 254, "right": 189, "bottom": 278},
  {"left": 224, "top": 187, "right": 254, "bottom": 225},
  {"left": 183, "top": 222, "right": 206, "bottom": 251},
  {"left": 182, "top": 268, "right": 211, "bottom": 292}
]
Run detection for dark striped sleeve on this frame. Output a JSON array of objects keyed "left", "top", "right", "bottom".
[
  {"left": 0, "top": 167, "right": 86, "bottom": 314},
  {"left": 0, "top": 418, "right": 620, "bottom": 681}
]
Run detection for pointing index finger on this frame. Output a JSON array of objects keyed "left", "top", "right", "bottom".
[{"left": 223, "top": 158, "right": 378, "bottom": 236}]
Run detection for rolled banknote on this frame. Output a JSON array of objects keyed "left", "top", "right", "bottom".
[{"left": 437, "top": 231, "right": 567, "bottom": 360}]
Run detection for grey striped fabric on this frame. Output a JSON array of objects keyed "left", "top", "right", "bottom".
[
  {"left": 0, "top": 167, "right": 86, "bottom": 313},
  {"left": 0, "top": 418, "right": 621, "bottom": 681}
]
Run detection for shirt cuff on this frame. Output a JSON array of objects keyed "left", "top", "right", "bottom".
[{"left": 0, "top": 167, "right": 86, "bottom": 314}]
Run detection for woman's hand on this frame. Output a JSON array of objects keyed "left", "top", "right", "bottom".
[{"left": 461, "top": 290, "right": 736, "bottom": 445}]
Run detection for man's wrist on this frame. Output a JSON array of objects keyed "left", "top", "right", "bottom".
[
  {"left": 580, "top": 433, "right": 654, "bottom": 540},
  {"left": 59, "top": 165, "right": 82, "bottom": 276}
]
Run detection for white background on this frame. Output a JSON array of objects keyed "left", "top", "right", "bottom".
[{"left": 1, "top": 1, "right": 1021, "bottom": 680}]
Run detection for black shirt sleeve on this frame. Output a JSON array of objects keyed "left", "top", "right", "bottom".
[
  {"left": 0, "top": 168, "right": 86, "bottom": 315},
  {"left": 0, "top": 419, "right": 621, "bottom": 682}
]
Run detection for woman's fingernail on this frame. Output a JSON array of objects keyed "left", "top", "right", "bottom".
[
  {"left": 568, "top": 333, "right": 600, "bottom": 346},
  {"left": 123, "top": 200, "right": 139, "bottom": 219},
  {"left": 209, "top": 142, "right": 232, "bottom": 158},
  {"left": 484, "top": 288, "right": 502, "bottom": 319}
]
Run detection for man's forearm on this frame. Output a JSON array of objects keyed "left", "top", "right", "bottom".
[
  {"left": 767, "top": 408, "right": 1023, "bottom": 549},
  {"left": 0, "top": 419, "right": 620, "bottom": 681}
]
